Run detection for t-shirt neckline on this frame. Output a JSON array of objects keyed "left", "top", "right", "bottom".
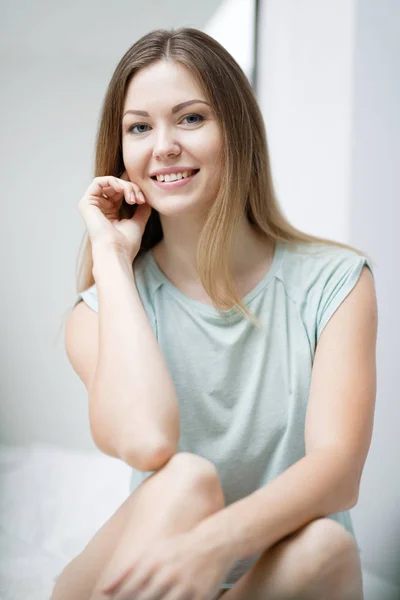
[{"left": 145, "top": 240, "right": 285, "bottom": 319}]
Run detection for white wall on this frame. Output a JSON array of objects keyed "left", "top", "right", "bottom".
[
  {"left": 205, "top": 0, "right": 255, "bottom": 82},
  {"left": 0, "top": 0, "right": 257, "bottom": 451},
  {"left": 258, "top": 0, "right": 356, "bottom": 242},
  {"left": 257, "top": 0, "right": 400, "bottom": 589},
  {"left": 0, "top": 1, "right": 226, "bottom": 450},
  {"left": 350, "top": 0, "right": 400, "bottom": 586}
]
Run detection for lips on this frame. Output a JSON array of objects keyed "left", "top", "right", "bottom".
[
  {"left": 150, "top": 169, "right": 200, "bottom": 189},
  {"left": 150, "top": 169, "right": 200, "bottom": 181}
]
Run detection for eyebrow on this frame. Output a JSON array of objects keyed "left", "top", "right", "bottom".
[{"left": 123, "top": 99, "right": 210, "bottom": 118}]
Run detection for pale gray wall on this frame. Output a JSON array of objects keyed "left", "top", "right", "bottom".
[
  {"left": 0, "top": 0, "right": 255, "bottom": 449},
  {"left": 258, "top": 0, "right": 399, "bottom": 589},
  {"left": 350, "top": 0, "right": 400, "bottom": 586},
  {"left": 0, "top": 0, "right": 226, "bottom": 450}
]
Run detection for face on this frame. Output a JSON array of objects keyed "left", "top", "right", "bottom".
[{"left": 121, "top": 60, "right": 223, "bottom": 217}]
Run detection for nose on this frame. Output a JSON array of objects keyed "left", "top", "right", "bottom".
[{"left": 152, "top": 127, "right": 181, "bottom": 160}]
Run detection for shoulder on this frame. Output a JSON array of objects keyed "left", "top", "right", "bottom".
[
  {"left": 278, "top": 240, "right": 375, "bottom": 345},
  {"left": 279, "top": 240, "right": 374, "bottom": 296}
]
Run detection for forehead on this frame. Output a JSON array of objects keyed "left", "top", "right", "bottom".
[{"left": 124, "top": 61, "right": 206, "bottom": 107}]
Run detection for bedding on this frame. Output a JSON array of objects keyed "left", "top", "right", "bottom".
[{"left": 0, "top": 443, "right": 133, "bottom": 600}]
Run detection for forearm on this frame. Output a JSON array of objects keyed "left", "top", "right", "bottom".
[
  {"left": 193, "top": 447, "right": 358, "bottom": 562},
  {"left": 90, "top": 245, "right": 180, "bottom": 471}
]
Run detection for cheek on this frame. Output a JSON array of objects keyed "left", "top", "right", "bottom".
[
  {"left": 203, "top": 135, "right": 223, "bottom": 167},
  {"left": 122, "top": 145, "right": 145, "bottom": 178},
  {"left": 122, "top": 140, "right": 137, "bottom": 161}
]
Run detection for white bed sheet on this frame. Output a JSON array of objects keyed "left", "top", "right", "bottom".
[{"left": 0, "top": 443, "right": 132, "bottom": 600}]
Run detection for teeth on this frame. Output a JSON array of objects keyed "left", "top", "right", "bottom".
[{"left": 155, "top": 170, "right": 194, "bottom": 182}]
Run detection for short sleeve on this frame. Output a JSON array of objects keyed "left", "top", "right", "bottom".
[
  {"left": 74, "top": 283, "right": 98, "bottom": 312},
  {"left": 73, "top": 272, "right": 158, "bottom": 338},
  {"left": 316, "top": 255, "right": 375, "bottom": 343}
]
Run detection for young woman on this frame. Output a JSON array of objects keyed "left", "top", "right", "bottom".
[{"left": 54, "top": 27, "right": 377, "bottom": 600}]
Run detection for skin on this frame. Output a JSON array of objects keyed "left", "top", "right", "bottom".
[{"left": 120, "top": 59, "right": 274, "bottom": 289}]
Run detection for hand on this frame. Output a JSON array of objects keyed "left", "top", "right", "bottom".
[
  {"left": 100, "top": 529, "right": 236, "bottom": 600},
  {"left": 78, "top": 171, "right": 152, "bottom": 262}
]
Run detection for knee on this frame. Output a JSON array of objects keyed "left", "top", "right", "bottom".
[
  {"left": 302, "top": 518, "right": 359, "bottom": 574},
  {"left": 166, "top": 452, "right": 225, "bottom": 508},
  {"left": 167, "top": 451, "right": 219, "bottom": 480}
]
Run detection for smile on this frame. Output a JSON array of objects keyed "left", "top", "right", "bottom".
[{"left": 151, "top": 169, "right": 200, "bottom": 189}]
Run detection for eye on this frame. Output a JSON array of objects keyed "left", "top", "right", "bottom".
[
  {"left": 127, "top": 113, "right": 204, "bottom": 135},
  {"left": 182, "top": 113, "right": 204, "bottom": 125},
  {"left": 128, "top": 123, "right": 150, "bottom": 134}
]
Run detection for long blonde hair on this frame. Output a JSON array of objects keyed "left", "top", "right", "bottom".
[{"left": 70, "top": 27, "right": 372, "bottom": 329}]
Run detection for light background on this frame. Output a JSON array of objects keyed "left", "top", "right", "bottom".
[{"left": 1, "top": 0, "right": 399, "bottom": 593}]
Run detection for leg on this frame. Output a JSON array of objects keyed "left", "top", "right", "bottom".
[
  {"left": 51, "top": 452, "right": 225, "bottom": 600},
  {"left": 223, "top": 518, "right": 363, "bottom": 600}
]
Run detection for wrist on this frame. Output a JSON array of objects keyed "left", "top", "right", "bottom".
[
  {"left": 92, "top": 244, "right": 134, "bottom": 279},
  {"left": 191, "top": 513, "right": 239, "bottom": 565}
]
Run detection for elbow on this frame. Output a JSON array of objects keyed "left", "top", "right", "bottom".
[
  {"left": 334, "top": 481, "right": 359, "bottom": 512},
  {"left": 346, "top": 486, "right": 359, "bottom": 510},
  {"left": 92, "top": 425, "right": 177, "bottom": 472},
  {"left": 344, "top": 470, "right": 361, "bottom": 510},
  {"left": 120, "top": 437, "right": 178, "bottom": 472},
  {"left": 88, "top": 397, "right": 179, "bottom": 471}
]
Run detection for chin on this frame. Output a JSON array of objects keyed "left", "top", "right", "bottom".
[{"left": 151, "top": 197, "right": 209, "bottom": 218}]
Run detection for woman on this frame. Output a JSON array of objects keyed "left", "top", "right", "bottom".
[{"left": 54, "top": 27, "right": 377, "bottom": 600}]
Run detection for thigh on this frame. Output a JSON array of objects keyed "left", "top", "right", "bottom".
[{"left": 222, "top": 518, "right": 361, "bottom": 600}]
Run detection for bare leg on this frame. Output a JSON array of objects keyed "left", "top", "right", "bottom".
[
  {"left": 51, "top": 452, "right": 225, "bottom": 600},
  {"left": 222, "top": 518, "right": 363, "bottom": 600}
]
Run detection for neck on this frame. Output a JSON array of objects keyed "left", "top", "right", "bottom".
[{"left": 153, "top": 212, "right": 274, "bottom": 284}]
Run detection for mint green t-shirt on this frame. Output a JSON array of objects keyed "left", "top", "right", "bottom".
[{"left": 75, "top": 240, "right": 373, "bottom": 587}]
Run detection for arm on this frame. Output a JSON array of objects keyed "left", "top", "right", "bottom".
[
  {"left": 192, "top": 266, "right": 377, "bottom": 562},
  {"left": 67, "top": 245, "right": 180, "bottom": 472}
]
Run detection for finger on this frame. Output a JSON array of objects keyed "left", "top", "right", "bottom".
[
  {"left": 101, "top": 565, "right": 135, "bottom": 595},
  {"left": 115, "top": 177, "right": 145, "bottom": 204},
  {"left": 119, "top": 181, "right": 145, "bottom": 204},
  {"left": 131, "top": 183, "right": 146, "bottom": 204},
  {"left": 104, "top": 172, "right": 146, "bottom": 204},
  {"left": 110, "top": 570, "right": 158, "bottom": 600},
  {"left": 100, "top": 186, "right": 135, "bottom": 204},
  {"left": 99, "top": 184, "right": 125, "bottom": 201},
  {"left": 107, "top": 177, "right": 137, "bottom": 205},
  {"left": 88, "top": 177, "right": 125, "bottom": 200},
  {"left": 89, "top": 175, "right": 143, "bottom": 205}
]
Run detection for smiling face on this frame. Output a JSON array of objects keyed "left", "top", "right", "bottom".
[{"left": 121, "top": 60, "right": 223, "bottom": 217}]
